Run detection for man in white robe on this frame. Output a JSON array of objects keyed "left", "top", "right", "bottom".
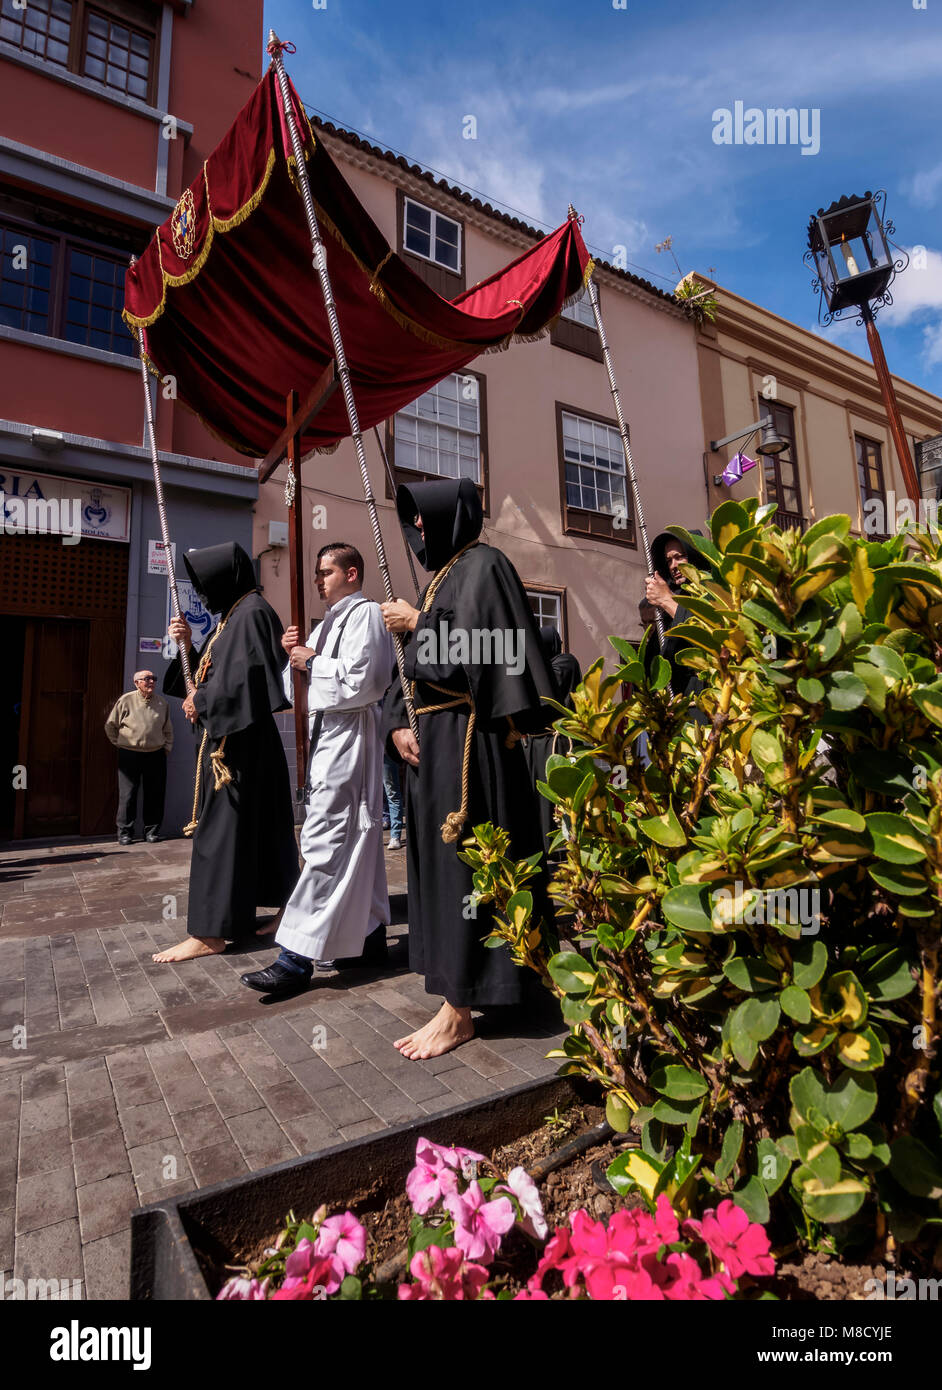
[{"left": 241, "top": 542, "right": 393, "bottom": 997}]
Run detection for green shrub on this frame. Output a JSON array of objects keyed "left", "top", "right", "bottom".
[{"left": 463, "top": 499, "right": 942, "bottom": 1254}]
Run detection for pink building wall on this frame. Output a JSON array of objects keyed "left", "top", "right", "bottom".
[{"left": 0, "top": 1, "right": 263, "bottom": 467}]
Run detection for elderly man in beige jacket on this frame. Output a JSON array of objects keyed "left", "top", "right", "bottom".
[{"left": 105, "top": 671, "right": 174, "bottom": 845}]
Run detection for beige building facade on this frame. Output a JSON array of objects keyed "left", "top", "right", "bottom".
[
  {"left": 693, "top": 278, "right": 942, "bottom": 535},
  {"left": 252, "top": 121, "right": 706, "bottom": 670}
]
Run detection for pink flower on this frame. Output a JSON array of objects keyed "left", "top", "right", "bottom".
[
  {"left": 216, "top": 1276, "right": 269, "bottom": 1300},
  {"left": 279, "top": 1238, "right": 341, "bottom": 1297},
  {"left": 451, "top": 1145, "right": 486, "bottom": 1179},
  {"left": 313, "top": 1211, "right": 367, "bottom": 1280},
  {"left": 497, "top": 1166, "right": 548, "bottom": 1240},
  {"left": 685, "top": 1200, "right": 775, "bottom": 1281},
  {"left": 443, "top": 1181, "right": 516, "bottom": 1263},
  {"left": 652, "top": 1192, "right": 681, "bottom": 1246},
  {"left": 406, "top": 1158, "right": 458, "bottom": 1214},
  {"left": 530, "top": 1228, "right": 573, "bottom": 1292},
  {"left": 589, "top": 1259, "right": 665, "bottom": 1301},
  {"left": 513, "top": 1287, "right": 549, "bottom": 1300},
  {"left": 662, "top": 1252, "right": 727, "bottom": 1301},
  {"left": 405, "top": 1138, "right": 484, "bottom": 1214},
  {"left": 397, "top": 1245, "right": 491, "bottom": 1300},
  {"left": 530, "top": 1203, "right": 698, "bottom": 1301},
  {"left": 569, "top": 1208, "right": 610, "bottom": 1262}
]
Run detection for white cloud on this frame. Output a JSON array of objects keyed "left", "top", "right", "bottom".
[
  {"left": 908, "top": 162, "right": 942, "bottom": 208},
  {"left": 882, "top": 247, "right": 942, "bottom": 325},
  {"left": 923, "top": 323, "right": 942, "bottom": 369},
  {"left": 810, "top": 316, "right": 865, "bottom": 350}
]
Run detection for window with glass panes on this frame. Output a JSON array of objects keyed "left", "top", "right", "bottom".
[
  {"left": 758, "top": 400, "right": 803, "bottom": 521},
  {"left": 0, "top": 210, "right": 134, "bottom": 354},
  {"left": 2, "top": 0, "right": 157, "bottom": 103},
  {"left": 856, "top": 434, "right": 886, "bottom": 520},
  {"left": 0, "top": 0, "right": 73, "bottom": 67},
  {"left": 0, "top": 224, "right": 55, "bottom": 334},
  {"left": 560, "top": 286, "right": 596, "bottom": 329},
  {"left": 562, "top": 410, "right": 629, "bottom": 518},
  {"left": 83, "top": 7, "right": 152, "bottom": 100},
  {"left": 526, "top": 589, "right": 562, "bottom": 634},
  {"left": 403, "top": 198, "right": 461, "bottom": 274},
  {"left": 64, "top": 248, "right": 132, "bottom": 354},
  {"left": 394, "top": 373, "right": 481, "bottom": 482},
  {"left": 551, "top": 283, "right": 602, "bottom": 361}
]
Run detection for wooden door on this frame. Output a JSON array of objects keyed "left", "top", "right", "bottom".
[
  {"left": 17, "top": 618, "right": 89, "bottom": 838},
  {"left": 0, "top": 618, "right": 26, "bottom": 840},
  {"left": 0, "top": 532, "right": 127, "bottom": 840}
]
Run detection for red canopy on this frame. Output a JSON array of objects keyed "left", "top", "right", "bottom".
[{"left": 124, "top": 66, "right": 593, "bottom": 458}]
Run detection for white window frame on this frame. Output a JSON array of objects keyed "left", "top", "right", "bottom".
[
  {"left": 403, "top": 196, "right": 462, "bottom": 275},
  {"left": 394, "top": 371, "right": 481, "bottom": 483},
  {"left": 526, "top": 589, "right": 562, "bottom": 635},
  {"left": 560, "top": 286, "right": 597, "bottom": 330},
  {"left": 561, "top": 410, "right": 629, "bottom": 519}
]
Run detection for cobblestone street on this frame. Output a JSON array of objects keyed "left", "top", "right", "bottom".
[{"left": 0, "top": 835, "right": 564, "bottom": 1298}]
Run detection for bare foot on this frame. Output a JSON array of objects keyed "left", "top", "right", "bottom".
[
  {"left": 152, "top": 936, "right": 227, "bottom": 963},
  {"left": 254, "top": 910, "right": 284, "bottom": 938},
  {"left": 395, "top": 1002, "right": 474, "bottom": 1060}
]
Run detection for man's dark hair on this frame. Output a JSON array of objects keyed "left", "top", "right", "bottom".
[{"left": 317, "top": 542, "right": 364, "bottom": 583}]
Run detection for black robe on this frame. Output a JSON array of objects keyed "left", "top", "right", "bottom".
[
  {"left": 648, "top": 530, "right": 708, "bottom": 699},
  {"left": 382, "top": 479, "right": 554, "bottom": 1008},
  {"left": 522, "top": 626, "right": 582, "bottom": 854},
  {"left": 164, "top": 542, "right": 299, "bottom": 939}
]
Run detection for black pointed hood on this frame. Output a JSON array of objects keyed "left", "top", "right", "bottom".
[
  {"left": 539, "top": 624, "right": 562, "bottom": 661},
  {"left": 650, "top": 530, "right": 709, "bottom": 590},
  {"left": 397, "top": 478, "right": 483, "bottom": 573},
  {"left": 183, "top": 542, "right": 256, "bottom": 615}
]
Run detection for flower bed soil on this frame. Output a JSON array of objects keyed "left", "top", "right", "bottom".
[{"left": 225, "top": 1103, "right": 911, "bottom": 1300}]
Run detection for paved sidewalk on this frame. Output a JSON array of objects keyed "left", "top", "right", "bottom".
[{"left": 0, "top": 835, "right": 564, "bottom": 1298}]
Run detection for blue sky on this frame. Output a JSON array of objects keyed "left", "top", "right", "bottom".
[{"left": 264, "top": 0, "right": 942, "bottom": 398}]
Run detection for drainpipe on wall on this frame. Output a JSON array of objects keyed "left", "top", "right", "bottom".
[{"left": 155, "top": 4, "right": 174, "bottom": 197}]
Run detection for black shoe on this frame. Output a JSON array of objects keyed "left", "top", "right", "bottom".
[
  {"left": 241, "top": 961, "right": 312, "bottom": 996},
  {"left": 145, "top": 830, "right": 161, "bottom": 843},
  {"left": 118, "top": 832, "right": 133, "bottom": 846},
  {"left": 331, "top": 925, "right": 389, "bottom": 971}
]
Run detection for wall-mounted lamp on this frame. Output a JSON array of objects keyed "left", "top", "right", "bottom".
[{"left": 710, "top": 416, "right": 786, "bottom": 485}]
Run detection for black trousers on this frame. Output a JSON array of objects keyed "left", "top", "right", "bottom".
[{"left": 117, "top": 748, "right": 166, "bottom": 836}]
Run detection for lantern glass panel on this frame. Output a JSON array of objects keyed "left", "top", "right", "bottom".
[{"left": 863, "top": 203, "right": 892, "bottom": 271}]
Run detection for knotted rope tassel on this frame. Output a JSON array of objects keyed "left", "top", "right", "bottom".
[{"left": 209, "top": 740, "right": 232, "bottom": 789}]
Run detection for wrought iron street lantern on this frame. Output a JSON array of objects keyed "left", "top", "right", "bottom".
[
  {"left": 805, "top": 191, "right": 906, "bottom": 323},
  {"left": 804, "top": 190, "right": 919, "bottom": 502}
]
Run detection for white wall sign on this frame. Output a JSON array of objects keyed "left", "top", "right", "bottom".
[
  {"left": 0, "top": 466, "right": 130, "bottom": 541},
  {"left": 147, "top": 540, "right": 176, "bottom": 575},
  {"left": 163, "top": 581, "right": 218, "bottom": 660}
]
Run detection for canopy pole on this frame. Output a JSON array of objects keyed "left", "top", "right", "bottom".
[
  {"left": 268, "top": 32, "right": 419, "bottom": 744},
  {"left": 134, "top": 316, "right": 194, "bottom": 692},
  {"left": 570, "top": 207, "right": 669, "bottom": 670},
  {"left": 285, "top": 389, "right": 310, "bottom": 802},
  {"left": 374, "top": 425, "right": 420, "bottom": 600}
]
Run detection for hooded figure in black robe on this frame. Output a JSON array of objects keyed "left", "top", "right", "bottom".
[
  {"left": 154, "top": 542, "right": 298, "bottom": 961},
  {"left": 645, "top": 530, "right": 709, "bottom": 698},
  {"left": 381, "top": 478, "right": 555, "bottom": 1054},
  {"left": 522, "top": 625, "right": 583, "bottom": 854}
]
